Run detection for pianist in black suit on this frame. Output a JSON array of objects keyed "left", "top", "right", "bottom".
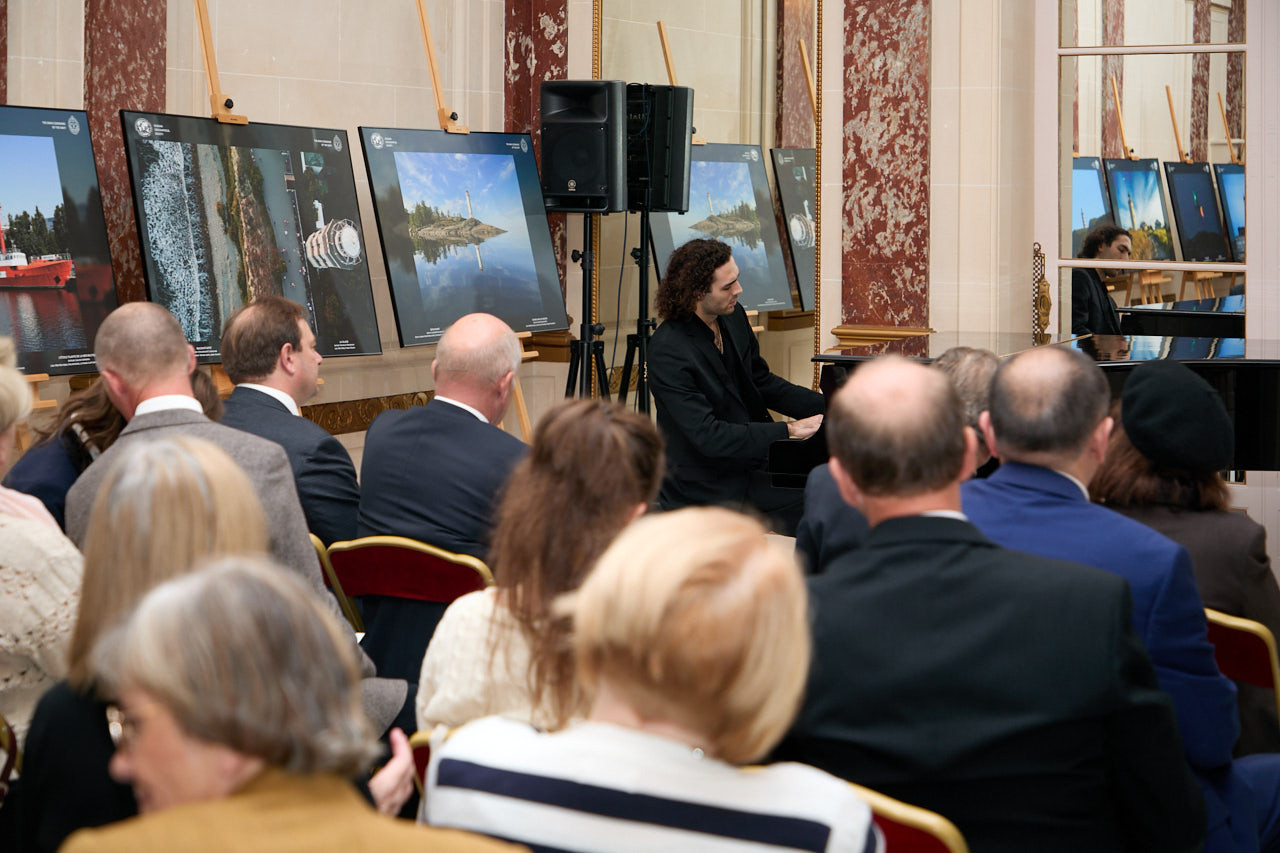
[
  {"left": 1072, "top": 224, "right": 1129, "bottom": 336},
  {"left": 648, "top": 239, "right": 824, "bottom": 535}
]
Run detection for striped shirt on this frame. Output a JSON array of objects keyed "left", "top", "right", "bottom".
[{"left": 426, "top": 717, "right": 882, "bottom": 853}]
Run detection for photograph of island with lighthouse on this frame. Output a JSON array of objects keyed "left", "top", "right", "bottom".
[
  {"left": 360, "top": 127, "right": 568, "bottom": 347},
  {"left": 0, "top": 105, "right": 117, "bottom": 375},
  {"left": 121, "top": 111, "right": 381, "bottom": 361},
  {"left": 651, "top": 144, "right": 793, "bottom": 313}
]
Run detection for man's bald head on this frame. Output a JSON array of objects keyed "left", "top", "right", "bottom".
[
  {"left": 94, "top": 302, "right": 192, "bottom": 388},
  {"left": 986, "top": 346, "right": 1109, "bottom": 462},
  {"left": 433, "top": 313, "right": 522, "bottom": 384},
  {"left": 827, "top": 356, "right": 967, "bottom": 497}
]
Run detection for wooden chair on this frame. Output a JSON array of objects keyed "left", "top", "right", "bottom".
[
  {"left": 1204, "top": 608, "right": 1280, "bottom": 731},
  {"left": 0, "top": 710, "right": 20, "bottom": 807},
  {"left": 848, "top": 781, "right": 969, "bottom": 853},
  {"left": 311, "top": 533, "right": 363, "bottom": 632},
  {"left": 409, "top": 729, "right": 432, "bottom": 797},
  {"left": 324, "top": 535, "right": 493, "bottom": 604}
]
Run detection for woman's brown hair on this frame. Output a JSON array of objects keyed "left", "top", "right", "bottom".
[
  {"left": 1090, "top": 414, "right": 1229, "bottom": 512},
  {"left": 487, "top": 399, "right": 664, "bottom": 728}
]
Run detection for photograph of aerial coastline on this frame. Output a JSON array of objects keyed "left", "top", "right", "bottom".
[
  {"left": 360, "top": 127, "right": 567, "bottom": 347},
  {"left": 121, "top": 112, "right": 380, "bottom": 360},
  {"left": 771, "top": 147, "right": 816, "bottom": 311},
  {"left": 651, "top": 144, "right": 793, "bottom": 313},
  {"left": 1214, "top": 163, "right": 1245, "bottom": 261},
  {"left": 1104, "top": 158, "right": 1175, "bottom": 261},
  {"left": 0, "top": 106, "right": 117, "bottom": 375},
  {"left": 1070, "top": 156, "right": 1113, "bottom": 257},
  {"left": 1164, "top": 161, "right": 1230, "bottom": 262}
]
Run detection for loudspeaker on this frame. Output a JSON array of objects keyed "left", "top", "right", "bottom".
[
  {"left": 540, "top": 80, "right": 627, "bottom": 213},
  {"left": 625, "top": 83, "right": 694, "bottom": 213}
]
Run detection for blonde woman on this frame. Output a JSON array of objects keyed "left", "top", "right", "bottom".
[{"left": 0, "top": 337, "right": 83, "bottom": 745}]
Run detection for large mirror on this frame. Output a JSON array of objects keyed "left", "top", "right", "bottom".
[{"left": 592, "top": 1, "right": 821, "bottom": 394}]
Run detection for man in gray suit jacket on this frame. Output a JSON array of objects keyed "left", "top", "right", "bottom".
[{"left": 64, "top": 303, "right": 406, "bottom": 732}]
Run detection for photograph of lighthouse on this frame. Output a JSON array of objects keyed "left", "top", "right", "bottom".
[
  {"left": 0, "top": 105, "right": 117, "bottom": 375},
  {"left": 650, "top": 144, "right": 793, "bottom": 313},
  {"left": 121, "top": 111, "right": 380, "bottom": 360},
  {"left": 1103, "top": 157, "right": 1175, "bottom": 261},
  {"left": 360, "top": 127, "right": 567, "bottom": 347}
]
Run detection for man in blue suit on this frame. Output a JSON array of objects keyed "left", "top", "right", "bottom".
[
  {"left": 963, "top": 345, "right": 1280, "bottom": 853},
  {"left": 219, "top": 297, "right": 360, "bottom": 546},
  {"left": 354, "top": 313, "right": 527, "bottom": 681}
]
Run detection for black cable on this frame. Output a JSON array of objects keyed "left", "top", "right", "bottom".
[{"left": 609, "top": 212, "right": 629, "bottom": 375}]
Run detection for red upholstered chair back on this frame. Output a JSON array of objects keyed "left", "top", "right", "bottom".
[
  {"left": 409, "top": 730, "right": 432, "bottom": 797},
  {"left": 312, "top": 533, "right": 363, "bottom": 632},
  {"left": 0, "top": 710, "right": 19, "bottom": 806},
  {"left": 847, "top": 781, "right": 969, "bottom": 853},
  {"left": 1205, "top": 609, "right": 1280, "bottom": 710},
  {"left": 326, "top": 535, "right": 493, "bottom": 603}
]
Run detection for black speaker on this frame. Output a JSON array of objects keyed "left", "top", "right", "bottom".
[
  {"left": 540, "top": 80, "right": 627, "bottom": 213},
  {"left": 625, "top": 83, "right": 694, "bottom": 213}
]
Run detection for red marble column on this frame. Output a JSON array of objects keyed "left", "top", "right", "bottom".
[
  {"left": 841, "top": 0, "right": 930, "bottom": 330},
  {"left": 84, "top": 0, "right": 166, "bottom": 304},
  {"left": 1190, "top": 0, "right": 1210, "bottom": 162},
  {"left": 1101, "top": 1, "right": 1125, "bottom": 159},
  {"left": 505, "top": 0, "right": 569, "bottom": 291},
  {"left": 1227, "top": 3, "right": 1244, "bottom": 142},
  {"left": 0, "top": 0, "right": 7, "bottom": 104},
  {"left": 776, "top": 0, "right": 816, "bottom": 149}
]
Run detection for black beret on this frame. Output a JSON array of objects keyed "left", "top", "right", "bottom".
[{"left": 1121, "top": 360, "right": 1233, "bottom": 472}]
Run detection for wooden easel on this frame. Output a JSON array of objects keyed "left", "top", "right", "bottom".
[
  {"left": 1218, "top": 92, "right": 1243, "bottom": 167},
  {"left": 1164, "top": 85, "right": 1224, "bottom": 300},
  {"left": 414, "top": 0, "right": 534, "bottom": 438},
  {"left": 656, "top": 21, "right": 704, "bottom": 146},
  {"left": 193, "top": 0, "right": 247, "bottom": 125},
  {"left": 1109, "top": 74, "right": 1170, "bottom": 304}
]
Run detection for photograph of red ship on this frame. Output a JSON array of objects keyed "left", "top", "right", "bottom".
[{"left": 0, "top": 204, "right": 73, "bottom": 287}]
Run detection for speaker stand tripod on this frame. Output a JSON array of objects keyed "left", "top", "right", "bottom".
[
  {"left": 617, "top": 210, "right": 662, "bottom": 414},
  {"left": 565, "top": 212, "right": 611, "bottom": 399}
]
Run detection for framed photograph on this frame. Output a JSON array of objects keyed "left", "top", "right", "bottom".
[
  {"left": 1070, "top": 156, "right": 1113, "bottom": 257},
  {"left": 360, "top": 127, "right": 568, "bottom": 347},
  {"left": 1213, "top": 163, "right": 1245, "bottom": 262},
  {"left": 0, "top": 105, "right": 117, "bottom": 374},
  {"left": 650, "top": 144, "right": 793, "bottom": 313},
  {"left": 121, "top": 111, "right": 381, "bottom": 361},
  {"left": 770, "top": 148, "right": 815, "bottom": 311},
  {"left": 1163, "top": 161, "right": 1231, "bottom": 262},
  {"left": 1102, "top": 158, "right": 1175, "bottom": 261}
]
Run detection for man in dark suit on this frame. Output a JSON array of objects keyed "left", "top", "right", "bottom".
[
  {"left": 218, "top": 296, "right": 360, "bottom": 545},
  {"left": 1071, "top": 223, "right": 1128, "bottom": 335},
  {"left": 63, "top": 303, "right": 406, "bottom": 732},
  {"left": 355, "top": 313, "right": 526, "bottom": 679},
  {"left": 963, "top": 345, "right": 1280, "bottom": 853},
  {"left": 648, "top": 238, "right": 824, "bottom": 534},
  {"left": 773, "top": 355, "right": 1205, "bottom": 853}
]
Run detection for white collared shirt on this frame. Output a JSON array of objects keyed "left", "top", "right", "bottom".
[
  {"left": 133, "top": 395, "right": 203, "bottom": 417},
  {"left": 434, "top": 395, "right": 489, "bottom": 424},
  {"left": 238, "top": 383, "right": 301, "bottom": 416},
  {"left": 1052, "top": 469, "right": 1091, "bottom": 501},
  {"left": 921, "top": 510, "right": 969, "bottom": 522}
]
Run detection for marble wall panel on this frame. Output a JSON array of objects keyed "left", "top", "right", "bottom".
[
  {"left": 85, "top": 0, "right": 166, "bottom": 304},
  {"left": 1228, "top": 0, "right": 1243, "bottom": 140},
  {"left": 776, "top": 0, "right": 816, "bottom": 148},
  {"left": 1, "top": 0, "right": 7, "bottom": 104},
  {"left": 842, "top": 0, "right": 930, "bottom": 328},
  {"left": 1101, "top": 0, "right": 1124, "bottom": 158},
  {"left": 1190, "top": 0, "right": 1210, "bottom": 161}
]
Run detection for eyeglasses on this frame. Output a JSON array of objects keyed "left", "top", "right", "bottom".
[{"left": 105, "top": 704, "right": 146, "bottom": 750}]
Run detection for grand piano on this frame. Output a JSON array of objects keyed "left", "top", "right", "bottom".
[{"left": 770, "top": 331, "right": 1277, "bottom": 487}]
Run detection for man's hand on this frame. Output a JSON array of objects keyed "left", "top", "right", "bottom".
[
  {"left": 786, "top": 414, "right": 824, "bottom": 439},
  {"left": 369, "top": 727, "right": 415, "bottom": 816}
]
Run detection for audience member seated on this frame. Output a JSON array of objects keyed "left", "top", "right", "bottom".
[
  {"left": 5, "top": 438, "right": 269, "bottom": 852},
  {"left": 774, "top": 355, "right": 1205, "bottom": 853},
  {"left": 417, "top": 399, "right": 662, "bottom": 733},
  {"left": 355, "top": 313, "right": 527, "bottom": 681},
  {"left": 1093, "top": 359, "right": 1280, "bottom": 756},
  {"left": 58, "top": 559, "right": 520, "bottom": 853},
  {"left": 2, "top": 370, "right": 220, "bottom": 529},
  {"left": 426, "top": 507, "right": 880, "bottom": 853},
  {"left": 794, "top": 346, "right": 997, "bottom": 574},
  {"left": 0, "top": 338, "right": 81, "bottom": 745},
  {"left": 962, "top": 346, "right": 1280, "bottom": 853},
  {"left": 219, "top": 296, "right": 360, "bottom": 545}
]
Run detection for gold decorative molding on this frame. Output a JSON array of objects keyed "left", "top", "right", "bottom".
[
  {"left": 529, "top": 328, "right": 574, "bottom": 362},
  {"left": 829, "top": 324, "right": 934, "bottom": 349},
  {"left": 302, "top": 391, "right": 432, "bottom": 436}
]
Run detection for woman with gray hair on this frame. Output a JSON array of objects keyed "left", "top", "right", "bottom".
[
  {"left": 60, "top": 559, "right": 518, "bottom": 853},
  {"left": 0, "top": 336, "right": 83, "bottom": 746}
]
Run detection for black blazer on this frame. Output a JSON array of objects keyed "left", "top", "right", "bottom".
[
  {"left": 220, "top": 386, "right": 360, "bottom": 546},
  {"left": 1072, "top": 267, "right": 1122, "bottom": 335},
  {"left": 647, "top": 305, "right": 824, "bottom": 509},
  {"left": 792, "top": 463, "right": 869, "bottom": 575},
  {"left": 774, "top": 515, "right": 1205, "bottom": 853}
]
